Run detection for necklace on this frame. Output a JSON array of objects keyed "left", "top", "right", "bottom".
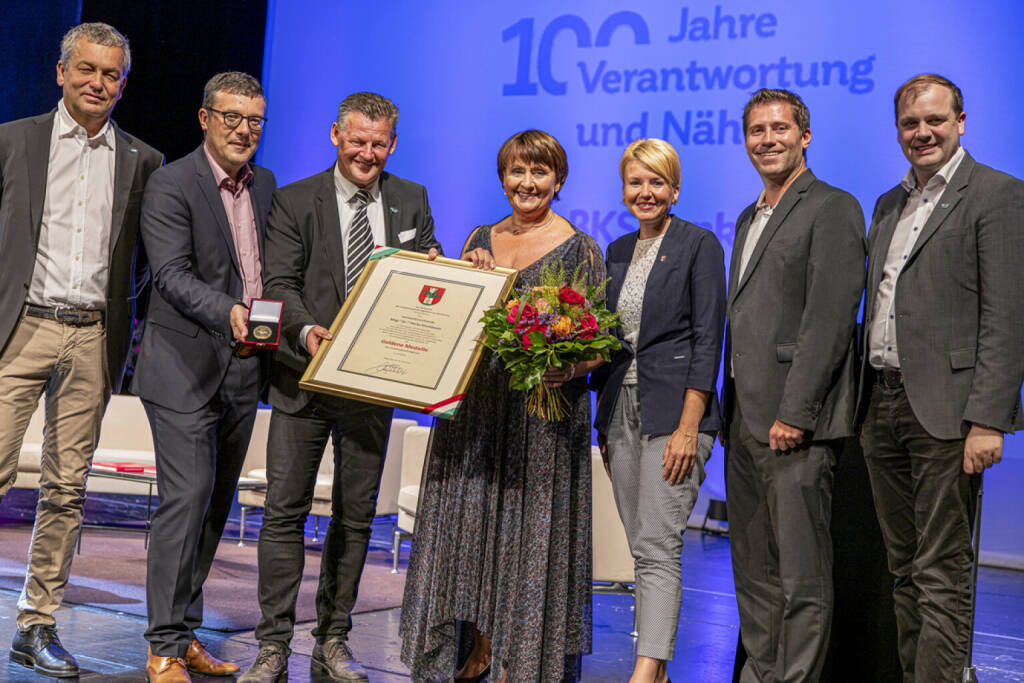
[{"left": 510, "top": 212, "right": 555, "bottom": 235}]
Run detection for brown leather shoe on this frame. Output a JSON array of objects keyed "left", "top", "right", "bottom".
[
  {"left": 146, "top": 647, "right": 191, "bottom": 682},
  {"left": 185, "top": 638, "right": 240, "bottom": 676}
]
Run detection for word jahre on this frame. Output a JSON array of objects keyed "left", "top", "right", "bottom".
[{"left": 668, "top": 5, "right": 777, "bottom": 42}]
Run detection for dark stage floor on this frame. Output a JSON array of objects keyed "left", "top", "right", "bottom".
[{"left": 1, "top": 492, "right": 1023, "bottom": 681}]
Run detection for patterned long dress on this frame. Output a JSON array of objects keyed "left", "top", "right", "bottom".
[{"left": 399, "top": 225, "right": 605, "bottom": 682}]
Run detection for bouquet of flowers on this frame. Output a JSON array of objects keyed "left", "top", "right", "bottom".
[{"left": 480, "top": 262, "right": 621, "bottom": 421}]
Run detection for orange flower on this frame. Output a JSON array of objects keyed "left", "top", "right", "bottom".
[{"left": 551, "top": 315, "right": 572, "bottom": 337}]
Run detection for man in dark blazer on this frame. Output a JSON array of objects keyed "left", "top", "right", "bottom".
[
  {"left": 239, "top": 92, "right": 440, "bottom": 683},
  {"left": 860, "top": 74, "right": 1024, "bottom": 683},
  {"left": 131, "top": 72, "right": 275, "bottom": 683},
  {"left": 724, "top": 89, "right": 865, "bottom": 683},
  {"left": 0, "top": 22, "right": 161, "bottom": 678}
]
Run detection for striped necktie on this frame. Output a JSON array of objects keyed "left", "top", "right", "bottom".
[{"left": 346, "top": 189, "right": 373, "bottom": 294}]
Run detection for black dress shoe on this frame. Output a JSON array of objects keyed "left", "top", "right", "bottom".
[
  {"left": 239, "top": 642, "right": 289, "bottom": 682},
  {"left": 310, "top": 637, "right": 368, "bottom": 681},
  {"left": 10, "top": 625, "right": 80, "bottom": 678},
  {"left": 454, "top": 664, "right": 490, "bottom": 682}
]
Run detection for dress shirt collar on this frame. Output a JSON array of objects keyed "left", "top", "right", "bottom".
[
  {"left": 900, "top": 145, "right": 966, "bottom": 193},
  {"left": 333, "top": 164, "right": 381, "bottom": 204},
  {"left": 55, "top": 99, "right": 114, "bottom": 149},
  {"left": 203, "top": 142, "right": 253, "bottom": 196},
  {"left": 753, "top": 191, "right": 773, "bottom": 216}
]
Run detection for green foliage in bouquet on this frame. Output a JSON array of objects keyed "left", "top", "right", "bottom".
[{"left": 479, "top": 262, "right": 621, "bottom": 420}]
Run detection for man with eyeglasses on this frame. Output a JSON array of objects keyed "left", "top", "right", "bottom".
[
  {"left": 0, "top": 21, "right": 162, "bottom": 678},
  {"left": 131, "top": 71, "right": 276, "bottom": 683}
]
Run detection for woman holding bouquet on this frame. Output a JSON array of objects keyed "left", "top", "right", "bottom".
[
  {"left": 593, "top": 138, "right": 726, "bottom": 683},
  {"left": 400, "top": 130, "right": 604, "bottom": 682}
]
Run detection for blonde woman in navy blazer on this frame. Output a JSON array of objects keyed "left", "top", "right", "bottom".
[{"left": 593, "top": 138, "right": 726, "bottom": 683}]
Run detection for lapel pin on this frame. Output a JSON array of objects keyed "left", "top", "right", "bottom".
[
  {"left": 940, "top": 202, "right": 949, "bottom": 208},
  {"left": 660, "top": 255, "right": 666, "bottom": 262},
  {"left": 130, "top": 148, "right": 137, "bottom": 153},
  {"left": 389, "top": 206, "right": 399, "bottom": 213}
]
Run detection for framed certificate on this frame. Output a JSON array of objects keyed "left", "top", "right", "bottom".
[{"left": 299, "top": 247, "right": 518, "bottom": 418}]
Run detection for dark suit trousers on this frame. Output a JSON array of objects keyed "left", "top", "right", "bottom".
[
  {"left": 255, "top": 395, "right": 392, "bottom": 648},
  {"left": 726, "top": 400, "right": 836, "bottom": 683},
  {"left": 143, "top": 354, "right": 259, "bottom": 656},
  {"left": 862, "top": 378, "right": 978, "bottom": 683}
]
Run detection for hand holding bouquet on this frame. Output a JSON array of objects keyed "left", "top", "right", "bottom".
[{"left": 480, "top": 262, "right": 620, "bottom": 420}]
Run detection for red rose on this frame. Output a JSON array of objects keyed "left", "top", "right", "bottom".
[
  {"left": 576, "top": 312, "right": 599, "bottom": 340},
  {"left": 558, "top": 286, "right": 586, "bottom": 306},
  {"left": 507, "top": 302, "right": 537, "bottom": 326},
  {"left": 521, "top": 324, "right": 547, "bottom": 348}
]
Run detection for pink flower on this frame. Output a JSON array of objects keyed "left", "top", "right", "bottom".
[
  {"left": 558, "top": 286, "right": 586, "bottom": 306},
  {"left": 576, "top": 312, "right": 598, "bottom": 339}
]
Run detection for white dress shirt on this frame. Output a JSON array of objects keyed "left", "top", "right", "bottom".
[
  {"left": 300, "top": 167, "right": 386, "bottom": 352},
  {"left": 28, "top": 99, "right": 117, "bottom": 310},
  {"left": 334, "top": 166, "right": 386, "bottom": 255},
  {"left": 868, "top": 146, "right": 966, "bottom": 369}
]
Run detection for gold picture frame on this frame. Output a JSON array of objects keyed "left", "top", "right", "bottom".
[{"left": 299, "top": 248, "right": 517, "bottom": 418}]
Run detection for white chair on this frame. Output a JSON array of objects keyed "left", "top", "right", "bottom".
[
  {"left": 237, "top": 416, "right": 417, "bottom": 544},
  {"left": 17, "top": 395, "right": 157, "bottom": 496},
  {"left": 392, "top": 425, "right": 431, "bottom": 572},
  {"left": 591, "top": 446, "right": 638, "bottom": 637},
  {"left": 236, "top": 407, "right": 273, "bottom": 544}
]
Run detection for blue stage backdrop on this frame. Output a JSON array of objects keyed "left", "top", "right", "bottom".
[{"left": 259, "top": 0, "right": 1024, "bottom": 564}]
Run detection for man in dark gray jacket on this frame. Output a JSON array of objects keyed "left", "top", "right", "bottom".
[
  {"left": 724, "top": 88, "right": 866, "bottom": 683},
  {"left": 132, "top": 71, "right": 275, "bottom": 683},
  {"left": 861, "top": 73, "right": 1024, "bottom": 683},
  {"left": 240, "top": 92, "right": 440, "bottom": 683},
  {"left": 0, "top": 22, "right": 161, "bottom": 678}
]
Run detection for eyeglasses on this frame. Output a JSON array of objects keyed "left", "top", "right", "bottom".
[{"left": 205, "top": 107, "right": 267, "bottom": 131}]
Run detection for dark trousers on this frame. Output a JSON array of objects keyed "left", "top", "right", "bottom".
[
  {"left": 726, "top": 400, "right": 836, "bottom": 683},
  {"left": 143, "top": 355, "right": 259, "bottom": 656},
  {"left": 255, "top": 395, "right": 392, "bottom": 648},
  {"left": 862, "top": 378, "right": 978, "bottom": 683}
]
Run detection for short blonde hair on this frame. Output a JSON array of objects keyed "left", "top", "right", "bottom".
[{"left": 619, "top": 138, "right": 681, "bottom": 189}]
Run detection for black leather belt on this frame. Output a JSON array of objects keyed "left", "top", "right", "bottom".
[
  {"left": 876, "top": 368, "right": 903, "bottom": 388},
  {"left": 25, "top": 304, "right": 103, "bottom": 326}
]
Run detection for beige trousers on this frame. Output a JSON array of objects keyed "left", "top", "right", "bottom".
[{"left": 0, "top": 310, "right": 109, "bottom": 628}]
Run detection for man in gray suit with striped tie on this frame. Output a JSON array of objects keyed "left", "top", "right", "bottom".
[
  {"left": 860, "top": 74, "right": 1024, "bottom": 683},
  {"left": 240, "top": 92, "right": 441, "bottom": 683}
]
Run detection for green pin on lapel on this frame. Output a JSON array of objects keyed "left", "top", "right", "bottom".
[
  {"left": 940, "top": 202, "right": 949, "bottom": 208},
  {"left": 389, "top": 206, "right": 398, "bottom": 213}
]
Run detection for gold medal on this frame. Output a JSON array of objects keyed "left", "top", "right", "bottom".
[{"left": 253, "top": 325, "right": 273, "bottom": 341}]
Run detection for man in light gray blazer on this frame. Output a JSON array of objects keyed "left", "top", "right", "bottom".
[
  {"left": 724, "top": 88, "right": 865, "bottom": 682},
  {"left": 132, "top": 72, "right": 275, "bottom": 683},
  {"left": 0, "top": 23, "right": 161, "bottom": 678},
  {"left": 860, "top": 74, "right": 1024, "bottom": 683}
]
